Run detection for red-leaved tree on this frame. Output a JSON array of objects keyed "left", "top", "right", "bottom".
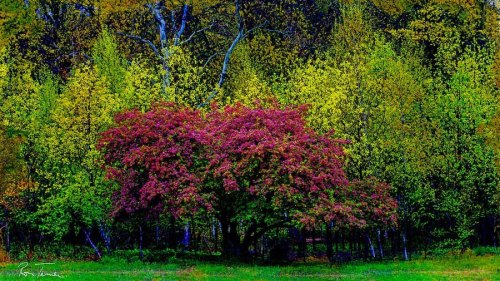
[{"left": 99, "top": 103, "right": 397, "bottom": 257}]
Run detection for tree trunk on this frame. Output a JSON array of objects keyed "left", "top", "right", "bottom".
[
  {"left": 326, "top": 222, "right": 333, "bottom": 262},
  {"left": 367, "top": 233, "right": 375, "bottom": 259},
  {"left": 377, "top": 229, "right": 384, "bottom": 259},
  {"left": 402, "top": 230, "right": 409, "bottom": 261},
  {"left": 168, "top": 217, "right": 176, "bottom": 249},
  {"left": 155, "top": 224, "right": 160, "bottom": 246},
  {"left": 182, "top": 222, "right": 190, "bottom": 250},
  {"left": 212, "top": 220, "right": 219, "bottom": 252},
  {"left": 139, "top": 225, "right": 143, "bottom": 260},
  {"left": 229, "top": 222, "right": 241, "bottom": 257},
  {"left": 312, "top": 228, "right": 317, "bottom": 254},
  {"left": 492, "top": 215, "right": 497, "bottom": 247},
  {"left": 84, "top": 228, "right": 101, "bottom": 259},
  {"left": 349, "top": 230, "right": 353, "bottom": 258},
  {"left": 5, "top": 222, "right": 10, "bottom": 254},
  {"left": 221, "top": 219, "right": 241, "bottom": 258},
  {"left": 98, "top": 223, "right": 111, "bottom": 254},
  {"left": 300, "top": 227, "right": 307, "bottom": 261}
]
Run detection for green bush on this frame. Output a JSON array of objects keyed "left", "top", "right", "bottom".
[
  {"left": 8, "top": 243, "right": 95, "bottom": 261},
  {"left": 473, "top": 247, "right": 498, "bottom": 256},
  {"left": 110, "top": 249, "right": 177, "bottom": 263}
]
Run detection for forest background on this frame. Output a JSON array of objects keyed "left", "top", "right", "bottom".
[{"left": 0, "top": 0, "right": 499, "bottom": 262}]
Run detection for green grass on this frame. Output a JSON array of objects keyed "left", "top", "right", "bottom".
[{"left": 0, "top": 254, "right": 498, "bottom": 280}]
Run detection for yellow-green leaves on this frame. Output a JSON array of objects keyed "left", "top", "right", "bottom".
[
  {"left": 286, "top": 57, "right": 347, "bottom": 133},
  {"left": 93, "top": 29, "right": 127, "bottom": 95},
  {"left": 165, "top": 46, "right": 209, "bottom": 107},
  {"left": 49, "top": 65, "right": 116, "bottom": 169},
  {"left": 123, "top": 59, "right": 163, "bottom": 112},
  {"left": 223, "top": 43, "right": 273, "bottom": 107}
]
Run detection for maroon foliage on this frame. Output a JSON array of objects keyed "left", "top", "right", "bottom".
[
  {"left": 98, "top": 103, "right": 205, "bottom": 219},
  {"left": 99, "top": 102, "right": 397, "bottom": 256}
]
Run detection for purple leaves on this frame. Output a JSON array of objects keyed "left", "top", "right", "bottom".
[{"left": 99, "top": 102, "right": 397, "bottom": 229}]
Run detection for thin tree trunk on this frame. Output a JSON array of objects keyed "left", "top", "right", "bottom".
[
  {"left": 155, "top": 224, "right": 160, "bottom": 246},
  {"left": 300, "top": 227, "right": 307, "bottom": 261},
  {"left": 367, "top": 233, "right": 376, "bottom": 259},
  {"left": 212, "top": 220, "right": 219, "bottom": 252},
  {"left": 326, "top": 222, "right": 333, "bottom": 262},
  {"left": 492, "top": 215, "right": 497, "bottom": 247},
  {"left": 5, "top": 222, "right": 10, "bottom": 254},
  {"left": 402, "top": 230, "right": 409, "bottom": 261},
  {"left": 349, "top": 230, "right": 353, "bottom": 258},
  {"left": 340, "top": 230, "right": 344, "bottom": 251},
  {"left": 98, "top": 223, "right": 111, "bottom": 254},
  {"left": 182, "top": 222, "right": 190, "bottom": 250},
  {"left": 139, "top": 225, "right": 143, "bottom": 260},
  {"left": 193, "top": 221, "right": 198, "bottom": 251},
  {"left": 312, "top": 228, "right": 317, "bottom": 254},
  {"left": 168, "top": 217, "right": 176, "bottom": 249},
  {"left": 335, "top": 233, "right": 339, "bottom": 259},
  {"left": 84, "top": 228, "right": 101, "bottom": 259},
  {"left": 391, "top": 229, "right": 397, "bottom": 257},
  {"left": 221, "top": 218, "right": 241, "bottom": 257},
  {"left": 377, "top": 229, "right": 384, "bottom": 259}
]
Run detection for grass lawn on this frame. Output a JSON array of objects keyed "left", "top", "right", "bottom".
[{"left": 0, "top": 254, "right": 498, "bottom": 280}]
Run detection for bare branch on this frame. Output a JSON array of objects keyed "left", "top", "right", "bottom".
[
  {"left": 116, "top": 32, "right": 161, "bottom": 59},
  {"left": 174, "top": 4, "right": 189, "bottom": 46},
  {"left": 203, "top": 52, "right": 223, "bottom": 68},
  {"left": 148, "top": 2, "right": 170, "bottom": 91},
  {"left": 171, "top": 10, "right": 176, "bottom": 31},
  {"left": 198, "top": 0, "right": 244, "bottom": 108},
  {"left": 180, "top": 24, "right": 213, "bottom": 45},
  {"left": 241, "top": 20, "right": 267, "bottom": 41},
  {"left": 148, "top": 2, "right": 168, "bottom": 51}
]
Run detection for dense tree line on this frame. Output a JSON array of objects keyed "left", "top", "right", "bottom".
[{"left": 0, "top": 0, "right": 498, "bottom": 261}]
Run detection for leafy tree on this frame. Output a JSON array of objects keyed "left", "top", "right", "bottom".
[
  {"left": 222, "top": 43, "right": 273, "bottom": 106},
  {"left": 92, "top": 28, "right": 127, "bottom": 95},
  {"left": 38, "top": 64, "right": 116, "bottom": 242},
  {"left": 0, "top": 126, "right": 24, "bottom": 218},
  {"left": 423, "top": 48, "right": 498, "bottom": 248},
  {"left": 122, "top": 59, "right": 164, "bottom": 112},
  {"left": 99, "top": 103, "right": 397, "bottom": 257},
  {"left": 165, "top": 46, "right": 210, "bottom": 107},
  {"left": 0, "top": 0, "right": 35, "bottom": 48},
  {"left": 0, "top": 49, "right": 61, "bottom": 252}
]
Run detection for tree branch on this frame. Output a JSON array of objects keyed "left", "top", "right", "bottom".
[
  {"left": 198, "top": 0, "right": 244, "bottom": 108},
  {"left": 262, "top": 27, "right": 291, "bottom": 37},
  {"left": 203, "top": 52, "right": 223, "bottom": 68},
  {"left": 180, "top": 24, "right": 213, "bottom": 45},
  {"left": 116, "top": 32, "right": 161, "bottom": 59},
  {"left": 241, "top": 21, "right": 268, "bottom": 41},
  {"left": 84, "top": 228, "right": 102, "bottom": 259},
  {"left": 242, "top": 219, "right": 291, "bottom": 247},
  {"left": 174, "top": 4, "right": 189, "bottom": 46},
  {"left": 148, "top": 2, "right": 168, "bottom": 51}
]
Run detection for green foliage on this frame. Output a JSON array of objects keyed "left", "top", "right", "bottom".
[
  {"left": 92, "top": 29, "right": 127, "bottom": 95},
  {"left": 0, "top": 0, "right": 35, "bottom": 48},
  {"left": 37, "top": 64, "right": 117, "bottom": 239},
  {"left": 422, "top": 48, "right": 498, "bottom": 247},
  {"left": 166, "top": 46, "right": 210, "bottom": 107},
  {"left": 122, "top": 59, "right": 164, "bottom": 112},
  {"left": 223, "top": 43, "right": 273, "bottom": 106},
  {"left": 0, "top": 0, "right": 498, "bottom": 258}
]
